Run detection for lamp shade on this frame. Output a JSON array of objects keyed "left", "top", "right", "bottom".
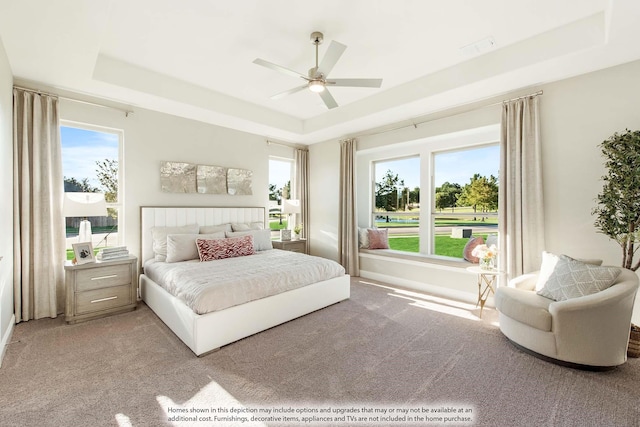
[
  {"left": 282, "top": 199, "right": 301, "bottom": 214},
  {"left": 63, "top": 192, "right": 108, "bottom": 218}
]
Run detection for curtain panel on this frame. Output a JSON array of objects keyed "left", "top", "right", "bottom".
[
  {"left": 498, "top": 95, "right": 545, "bottom": 279},
  {"left": 13, "top": 88, "right": 66, "bottom": 322},
  {"left": 338, "top": 138, "right": 359, "bottom": 276},
  {"left": 294, "top": 148, "right": 310, "bottom": 253}
]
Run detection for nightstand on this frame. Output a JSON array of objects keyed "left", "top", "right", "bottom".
[
  {"left": 272, "top": 238, "right": 307, "bottom": 254},
  {"left": 64, "top": 255, "right": 138, "bottom": 324}
]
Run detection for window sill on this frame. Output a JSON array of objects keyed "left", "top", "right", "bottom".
[{"left": 359, "top": 248, "right": 472, "bottom": 271}]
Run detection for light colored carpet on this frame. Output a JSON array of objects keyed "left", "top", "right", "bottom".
[{"left": 0, "top": 277, "right": 638, "bottom": 426}]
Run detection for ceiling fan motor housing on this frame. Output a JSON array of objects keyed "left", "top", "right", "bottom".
[
  {"left": 310, "top": 31, "right": 324, "bottom": 45},
  {"left": 308, "top": 67, "right": 322, "bottom": 80}
]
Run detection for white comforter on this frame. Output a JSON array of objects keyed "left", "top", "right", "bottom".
[{"left": 143, "top": 249, "right": 346, "bottom": 314}]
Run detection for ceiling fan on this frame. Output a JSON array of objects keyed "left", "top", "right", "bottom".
[{"left": 253, "top": 31, "right": 383, "bottom": 109}]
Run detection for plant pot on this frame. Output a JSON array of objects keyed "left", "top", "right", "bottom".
[{"left": 629, "top": 324, "right": 640, "bottom": 358}]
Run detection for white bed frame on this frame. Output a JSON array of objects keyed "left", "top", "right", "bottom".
[{"left": 139, "top": 206, "right": 350, "bottom": 356}]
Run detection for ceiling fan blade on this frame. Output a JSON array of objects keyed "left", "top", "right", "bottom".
[
  {"left": 253, "top": 58, "right": 308, "bottom": 81},
  {"left": 318, "top": 41, "right": 347, "bottom": 76},
  {"left": 270, "top": 85, "right": 307, "bottom": 100},
  {"left": 328, "top": 78, "right": 383, "bottom": 88},
  {"left": 319, "top": 89, "right": 338, "bottom": 109}
]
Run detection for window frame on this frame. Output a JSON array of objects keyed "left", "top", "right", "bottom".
[
  {"left": 268, "top": 156, "right": 295, "bottom": 237},
  {"left": 361, "top": 126, "right": 500, "bottom": 260},
  {"left": 429, "top": 144, "right": 499, "bottom": 256},
  {"left": 60, "top": 120, "right": 125, "bottom": 246},
  {"left": 371, "top": 154, "right": 421, "bottom": 234}
]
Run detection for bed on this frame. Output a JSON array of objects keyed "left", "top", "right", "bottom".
[{"left": 139, "top": 206, "right": 350, "bottom": 356}]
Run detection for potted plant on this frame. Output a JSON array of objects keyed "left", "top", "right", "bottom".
[
  {"left": 293, "top": 223, "right": 303, "bottom": 238},
  {"left": 592, "top": 129, "right": 640, "bottom": 357}
]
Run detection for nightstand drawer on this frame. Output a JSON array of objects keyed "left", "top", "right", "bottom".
[
  {"left": 272, "top": 239, "right": 307, "bottom": 254},
  {"left": 75, "top": 285, "right": 132, "bottom": 314},
  {"left": 75, "top": 264, "right": 131, "bottom": 291}
]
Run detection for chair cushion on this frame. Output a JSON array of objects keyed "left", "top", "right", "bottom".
[
  {"left": 536, "top": 256, "right": 621, "bottom": 301},
  {"left": 495, "top": 287, "right": 553, "bottom": 332}
]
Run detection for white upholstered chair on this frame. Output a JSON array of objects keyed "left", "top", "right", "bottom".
[{"left": 495, "top": 265, "right": 639, "bottom": 370}]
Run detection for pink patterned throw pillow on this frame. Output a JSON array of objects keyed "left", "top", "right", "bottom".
[
  {"left": 368, "top": 228, "right": 389, "bottom": 249},
  {"left": 196, "top": 235, "right": 255, "bottom": 261},
  {"left": 463, "top": 236, "right": 484, "bottom": 263}
]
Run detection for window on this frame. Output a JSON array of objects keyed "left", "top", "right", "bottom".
[
  {"left": 372, "top": 156, "right": 421, "bottom": 253},
  {"left": 268, "top": 157, "right": 293, "bottom": 236},
  {"left": 61, "top": 122, "right": 123, "bottom": 254},
  {"left": 431, "top": 145, "right": 499, "bottom": 258},
  {"left": 364, "top": 129, "right": 500, "bottom": 260}
]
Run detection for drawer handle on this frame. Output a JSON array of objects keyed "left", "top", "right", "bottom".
[
  {"left": 91, "top": 274, "right": 118, "bottom": 281},
  {"left": 91, "top": 296, "right": 118, "bottom": 304}
]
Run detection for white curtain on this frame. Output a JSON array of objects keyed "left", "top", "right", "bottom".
[
  {"left": 498, "top": 95, "right": 545, "bottom": 279},
  {"left": 339, "top": 138, "right": 359, "bottom": 276},
  {"left": 294, "top": 148, "right": 309, "bottom": 253},
  {"left": 13, "top": 88, "right": 66, "bottom": 322}
]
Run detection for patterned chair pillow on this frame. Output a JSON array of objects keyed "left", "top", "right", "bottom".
[
  {"left": 536, "top": 255, "right": 621, "bottom": 301},
  {"left": 463, "top": 236, "right": 484, "bottom": 263}
]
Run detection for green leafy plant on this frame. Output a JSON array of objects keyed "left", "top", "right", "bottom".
[
  {"left": 593, "top": 129, "right": 640, "bottom": 270},
  {"left": 293, "top": 223, "right": 303, "bottom": 235}
]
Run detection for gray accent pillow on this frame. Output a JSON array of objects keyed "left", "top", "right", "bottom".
[
  {"left": 199, "top": 223, "right": 232, "bottom": 234},
  {"left": 537, "top": 255, "right": 621, "bottom": 301},
  {"left": 225, "top": 229, "right": 272, "bottom": 251}
]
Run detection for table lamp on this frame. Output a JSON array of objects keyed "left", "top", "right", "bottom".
[
  {"left": 281, "top": 199, "right": 301, "bottom": 241},
  {"left": 63, "top": 192, "right": 108, "bottom": 242}
]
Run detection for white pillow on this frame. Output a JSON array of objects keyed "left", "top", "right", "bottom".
[
  {"left": 199, "top": 223, "right": 232, "bottom": 234},
  {"left": 231, "top": 222, "right": 264, "bottom": 231},
  {"left": 358, "top": 227, "right": 371, "bottom": 249},
  {"left": 225, "top": 229, "right": 272, "bottom": 251},
  {"left": 151, "top": 224, "right": 199, "bottom": 262},
  {"left": 535, "top": 251, "right": 561, "bottom": 292},
  {"left": 166, "top": 232, "right": 225, "bottom": 263}
]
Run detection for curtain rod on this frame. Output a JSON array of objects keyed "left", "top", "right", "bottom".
[
  {"left": 352, "top": 89, "right": 543, "bottom": 140},
  {"left": 266, "top": 139, "right": 308, "bottom": 151},
  {"left": 13, "top": 85, "right": 134, "bottom": 117}
]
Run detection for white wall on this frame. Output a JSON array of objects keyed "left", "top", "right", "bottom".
[
  {"left": 540, "top": 59, "right": 640, "bottom": 323},
  {"left": 310, "top": 59, "right": 640, "bottom": 323},
  {"left": 58, "top": 98, "right": 276, "bottom": 265},
  {"left": 0, "top": 36, "right": 14, "bottom": 365}
]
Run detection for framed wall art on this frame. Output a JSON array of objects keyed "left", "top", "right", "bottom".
[
  {"left": 196, "top": 165, "right": 227, "bottom": 194},
  {"left": 160, "top": 161, "right": 197, "bottom": 193},
  {"left": 227, "top": 168, "right": 253, "bottom": 195}
]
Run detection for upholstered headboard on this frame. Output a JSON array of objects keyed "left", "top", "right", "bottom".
[{"left": 140, "top": 206, "right": 266, "bottom": 265}]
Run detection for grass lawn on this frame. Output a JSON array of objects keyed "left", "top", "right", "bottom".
[
  {"left": 389, "top": 234, "right": 489, "bottom": 258},
  {"left": 269, "top": 220, "right": 289, "bottom": 230}
]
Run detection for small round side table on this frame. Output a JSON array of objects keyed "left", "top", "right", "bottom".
[{"left": 466, "top": 266, "right": 502, "bottom": 318}]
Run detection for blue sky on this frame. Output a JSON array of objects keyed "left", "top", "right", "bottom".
[
  {"left": 61, "top": 126, "right": 119, "bottom": 187},
  {"left": 269, "top": 158, "right": 293, "bottom": 189},
  {"left": 375, "top": 145, "right": 499, "bottom": 189},
  {"left": 63, "top": 127, "right": 497, "bottom": 193}
]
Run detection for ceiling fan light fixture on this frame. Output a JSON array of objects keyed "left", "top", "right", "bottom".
[{"left": 308, "top": 80, "right": 325, "bottom": 93}]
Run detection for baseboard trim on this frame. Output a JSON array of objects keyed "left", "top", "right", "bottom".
[
  {"left": 0, "top": 314, "right": 15, "bottom": 368},
  {"left": 359, "top": 270, "right": 493, "bottom": 307}
]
